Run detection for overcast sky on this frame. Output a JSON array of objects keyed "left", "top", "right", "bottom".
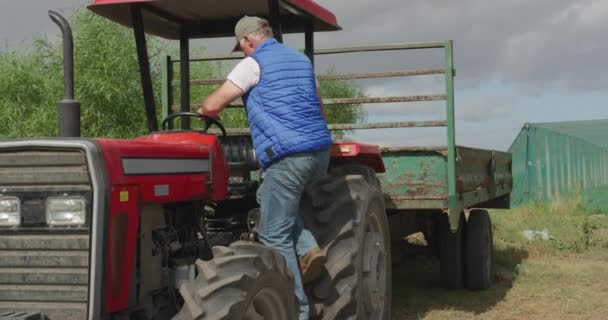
[{"left": 1, "top": 0, "right": 607, "bottom": 151}]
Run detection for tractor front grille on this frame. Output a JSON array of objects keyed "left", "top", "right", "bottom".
[
  {"left": 0, "top": 234, "right": 89, "bottom": 319},
  {"left": 0, "top": 149, "right": 93, "bottom": 320}
]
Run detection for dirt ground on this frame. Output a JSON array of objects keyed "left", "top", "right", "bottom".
[{"left": 390, "top": 212, "right": 608, "bottom": 320}]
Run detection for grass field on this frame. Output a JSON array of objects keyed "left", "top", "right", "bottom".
[{"left": 391, "top": 199, "right": 608, "bottom": 320}]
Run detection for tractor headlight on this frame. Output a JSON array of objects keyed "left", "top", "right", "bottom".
[
  {"left": 0, "top": 197, "right": 21, "bottom": 227},
  {"left": 46, "top": 197, "right": 86, "bottom": 226}
]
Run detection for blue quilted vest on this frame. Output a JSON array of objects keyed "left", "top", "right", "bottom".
[{"left": 243, "top": 39, "right": 333, "bottom": 169}]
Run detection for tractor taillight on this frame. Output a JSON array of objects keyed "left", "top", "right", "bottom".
[{"left": 331, "top": 143, "right": 360, "bottom": 157}]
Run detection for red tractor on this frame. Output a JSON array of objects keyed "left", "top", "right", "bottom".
[{"left": 0, "top": 1, "right": 390, "bottom": 319}]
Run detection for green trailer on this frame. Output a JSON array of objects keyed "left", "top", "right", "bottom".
[{"left": 162, "top": 40, "right": 512, "bottom": 291}]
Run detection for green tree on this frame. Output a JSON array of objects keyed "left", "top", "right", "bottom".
[
  {"left": 0, "top": 9, "right": 364, "bottom": 139},
  {"left": 320, "top": 77, "right": 367, "bottom": 137}
]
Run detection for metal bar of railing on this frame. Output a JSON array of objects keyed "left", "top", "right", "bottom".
[
  {"left": 314, "top": 42, "right": 446, "bottom": 55},
  {"left": 318, "top": 69, "right": 445, "bottom": 81},
  {"left": 208, "top": 120, "right": 447, "bottom": 135},
  {"left": 444, "top": 40, "right": 461, "bottom": 231},
  {"left": 161, "top": 55, "right": 173, "bottom": 129},
  {"left": 174, "top": 94, "right": 446, "bottom": 111},
  {"left": 324, "top": 95, "right": 446, "bottom": 104},
  {"left": 380, "top": 146, "right": 448, "bottom": 153},
  {"left": 178, "top": 41, "right": 447, "bottom": 63},
  {"left": 180, "top": 69, "right": 446, "bottom": 86},
  {"left": 186, "top": 54, "right": 244, "bottom": 62},
  {"left": 330, "top": 121, "right": 446, "bottom": 130}
]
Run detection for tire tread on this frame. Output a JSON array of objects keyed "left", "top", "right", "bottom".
[{"left": 173, "top": 242, "right": 298, "bottom": 320}]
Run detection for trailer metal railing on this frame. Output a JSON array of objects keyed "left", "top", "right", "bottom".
[{"left": 161, "top": 40, "right": 463, "bottom": 225}]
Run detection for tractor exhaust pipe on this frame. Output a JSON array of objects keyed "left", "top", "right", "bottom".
[{"left": 49, "top": 11, "right": 81, "bottom": 137}]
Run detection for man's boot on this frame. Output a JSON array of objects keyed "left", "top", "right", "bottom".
[{"left": 300, "top": 247, "right": 326, "bottom": 284}]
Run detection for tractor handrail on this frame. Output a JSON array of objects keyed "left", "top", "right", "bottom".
[
  {"left": 204, "top": 121, "right": 448, "bottom": 135},
  {"left": 172, "top": 41, "right": 447, "bottom": 62},
  {"left": 177, "top": 69, "right": 446, "bottom": 86},
  {"left": 174, "top": 95, "right": 447, "bottom": 111}
]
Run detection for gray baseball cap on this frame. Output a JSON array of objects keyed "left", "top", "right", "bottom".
[{"left": 232, "top": 16, "right": 270, "bottom": 52}]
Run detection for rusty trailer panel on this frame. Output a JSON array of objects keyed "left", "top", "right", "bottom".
[
  {"left": 381, "top": 147, "right": 448, "bottom": 210},
  {"left": 380, "top": 146, "right": 512, "bottom": 211}
]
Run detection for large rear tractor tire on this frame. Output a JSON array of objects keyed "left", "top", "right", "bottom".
[
  {"left": 438, "top": 212, "right": 465, "bottom": 289},
  {"left": 301, "top": 165, "right": 391, "bottom": 320},
  {"left": 173, "top": 242, "right": 298, "bottom": 320},
  {"left": 464, "top": 209, "right": 493, "bottom": 290}
]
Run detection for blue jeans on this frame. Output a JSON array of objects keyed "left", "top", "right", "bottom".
[{"left": 256, "top": 148, "right": 330, "bottom": 320}]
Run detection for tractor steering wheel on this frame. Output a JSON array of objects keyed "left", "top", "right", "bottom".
[{"left": 161, "top": 112, "right": 227, "bottom": 143}]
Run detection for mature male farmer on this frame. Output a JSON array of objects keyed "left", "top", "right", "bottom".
[{"left": 197, "top": 16, "right": 332, "bottom": 319}]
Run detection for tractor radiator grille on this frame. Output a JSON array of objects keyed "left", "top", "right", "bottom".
[
  {"left": 0, "top": 149, "right": 92, "bottom": 320},
  {"left": 0, "top": 234, "right": 89, "bottom": 319},
  {"left": 0, "top": 150, "right": 90, "bottom": 192}
]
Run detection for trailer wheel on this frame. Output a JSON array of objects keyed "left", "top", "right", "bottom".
[
  {"left": 173, "top": 242, "right": 298, "bottom": 320},
  {"left": 438, "top": 212, "right": 465, "bottom": 289},
  {"left": 301, "top": 165, "right": 391, "bottom": 320},
  {"left": 464, "top": 209, "right": 493, "bottom": 290}
]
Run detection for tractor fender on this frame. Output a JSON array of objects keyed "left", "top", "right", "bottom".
[{"left": 330, "top": 142, "right": 385, "bottom": 173}]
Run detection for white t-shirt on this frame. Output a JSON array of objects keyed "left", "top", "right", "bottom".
[
  {"left": 227, "top": 57, "right": 320, "bottom": 92},
  {"left": 227, "top": 57, "right": 261, "bottom": 92}
]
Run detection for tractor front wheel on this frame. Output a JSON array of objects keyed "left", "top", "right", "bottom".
[{"left": 173, "top": 242, "right": 298, "bottom": 320}]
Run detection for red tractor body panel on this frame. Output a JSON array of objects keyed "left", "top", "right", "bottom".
[
  {"left": 94, "top": 133, "right": 382, "bottom": 311},
  {"left": 95, "top": 132, "right": 228, "bottom": 311}
]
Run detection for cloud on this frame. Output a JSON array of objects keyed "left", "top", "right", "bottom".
[
  {"left": 3, "top": 0, "right": 605, "bottom": 94},
  {"left": 457, "top": 94, "right": 513, "bottom": 122},
  {"left": 0, "top": 0, "right": 84, "bottom": 47},
  {"left": 315, "top": 0, "right": 607, "bottom": 93}
]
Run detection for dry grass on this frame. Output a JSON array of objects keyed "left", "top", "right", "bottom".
[{"left": 391, "top": 199, "right": 608, "bottom": 320}]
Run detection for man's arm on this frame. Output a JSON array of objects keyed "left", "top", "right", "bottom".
[{"left": 197, "top": 80, "right": 244, "bottom": 119}]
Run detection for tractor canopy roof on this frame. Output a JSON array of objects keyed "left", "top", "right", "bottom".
[{"left": 88, "top": 0, "right": 341, "bottom": 39}]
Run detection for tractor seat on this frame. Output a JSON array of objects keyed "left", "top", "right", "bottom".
[{"left": 221, "top": 135, "right": 258, "bottom": 174}]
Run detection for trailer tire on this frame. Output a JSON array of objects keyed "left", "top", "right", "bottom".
[
  {"left": 173, "top": 242, "right": 298, "bottom": 320},
  {"left": 301, "top": 164, "right": 391, "bottom": 320},
  {"left": 464, "top": 209, "right": 493, "bottom": 290},
  {"left": 438, "top": 212, "right": 465, "bottom": 289}
]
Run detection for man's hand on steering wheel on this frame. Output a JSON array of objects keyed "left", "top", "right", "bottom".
[
  {"left": 196, "top": 106, "right": 221, "bottom": 122},
  {"left": 160, "top": 112, "right": 227, "bottom": 143},
  {"left": 196, "top": 106, "right": 223, "bottom": 132}
]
